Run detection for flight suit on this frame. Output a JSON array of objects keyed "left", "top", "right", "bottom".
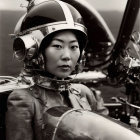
[{"left": 6, "top": 82, "right": 108, "bottom": 140}]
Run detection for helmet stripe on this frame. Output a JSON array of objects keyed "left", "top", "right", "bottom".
[{"left": 57, "top": 0, "right": 74, "bottom": 26}]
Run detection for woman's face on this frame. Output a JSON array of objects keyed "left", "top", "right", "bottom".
[{"left": 44, "top": 30, "right": 80, "bottom": 79}]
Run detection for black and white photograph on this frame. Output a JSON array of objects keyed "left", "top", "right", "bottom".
[{"left": 0, "top": 0, "right": 140, "bottom": 140}]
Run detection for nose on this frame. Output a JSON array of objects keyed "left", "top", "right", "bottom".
[{"left": 61, "top": 47, "right": 71, "bottom": 61}]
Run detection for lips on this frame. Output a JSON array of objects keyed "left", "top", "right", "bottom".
[{"left": 58, "top": 65, "right": 71, "bottom": 71}]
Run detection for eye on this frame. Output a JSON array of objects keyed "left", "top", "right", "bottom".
[
  {"left": 71, "top": 45, "right": 79, "bottom": 50},
  {"left": 53, "top": 45, "right": 62, "bottom": 49}
]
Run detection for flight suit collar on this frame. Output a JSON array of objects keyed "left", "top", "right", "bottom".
[{"left": 33, "top": 75, "right": 72, "bottom": 92}]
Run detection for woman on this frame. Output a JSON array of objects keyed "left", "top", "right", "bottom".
[{"left": 6, "top": 0, "right": 108, "bottom": 140}]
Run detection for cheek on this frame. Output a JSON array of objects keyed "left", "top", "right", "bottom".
[
  {"left": 45, "top": 48, "right": 59, "bottom": 69},
  {"left": 72, "top": 50, "right": 80, "bottom": 65}
]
